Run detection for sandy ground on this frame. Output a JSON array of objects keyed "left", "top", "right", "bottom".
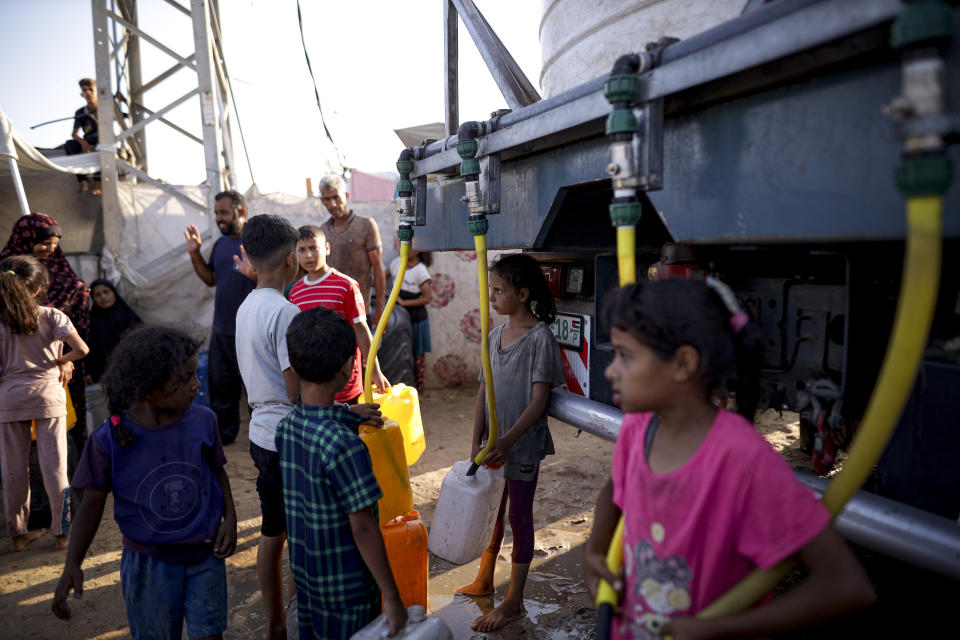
[{"left": 0, "top": 386, "right": 951, "bottom": 639}]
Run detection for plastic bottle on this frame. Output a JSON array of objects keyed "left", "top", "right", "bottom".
[
  {"left": 350, "top": 605, "right": 452, "bottom": 640},
  {"left": 360, "top": 384, "right": 426, "bottom": 466},
  {"left": 427, "top": 461, "right": 505, "bottom": 565},
  {"left": 382, "top": 510, "right": 428, "bottom": 609},
  {"left": 360, "top": 422, "right": 414, "bottom": 526}
]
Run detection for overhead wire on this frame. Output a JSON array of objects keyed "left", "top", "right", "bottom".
[{"left": 296, "top": 0, "right": 346, "bottom": 172}]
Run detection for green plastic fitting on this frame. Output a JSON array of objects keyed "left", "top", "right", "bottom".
[
  {"left": 468, "top": 217, "right": 488, "bottom": 236},
  {"left": 396, "top": 179, "right": 413, "bottom": 194},
  {"left": 457, "top": 139, "right": 481, "bottom": 177},
  {"left": 398, "top": 226, "right": 414, "bottom": 243},
  {"left": 396, "top": 159, "right": 413, "bottom": 175},
  {"left": 609, "top": 201, "right": 643, "bottom": 227},
  {"left": 606, "top": 109, "right": 638, "bottom": 136},
  {"left": 892, "top": 0, "right": 954, "bottom": 49},
  {"left": 896, "top": 155, "right": 954, "bottom": 196},
  {"left": 604, "top": 74, "right": 640, "bottom": 104}
]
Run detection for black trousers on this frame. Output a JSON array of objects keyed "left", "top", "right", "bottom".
[
  {"left": 63, "top": 139, "right": 100, "bottom": 184},
  {"left": 208, "top": 332, "right": 244, "bottom": 443}
]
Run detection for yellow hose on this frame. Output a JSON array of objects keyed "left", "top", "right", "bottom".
[
  {"left": 616, "top": 226, "right": 637, "bottom": 286},
  {"left": 597, "top": 226, "right": 638, "bottom": 614},
  {"left": 699, "top": 194, "right": 943, "bottom": 617},
  {"left": 473, "top": 233, "right": 500, "bottom": 466},
  {"left": 365, "top": 242, "right": 409, "bottom": 401}
]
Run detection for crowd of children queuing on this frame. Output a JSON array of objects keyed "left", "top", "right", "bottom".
[{"left": 0, "top": 205, "right": 878, "bottom": 639}]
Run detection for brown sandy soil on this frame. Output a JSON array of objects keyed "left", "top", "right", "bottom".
[{"left": 0, "top": 388, "right": 824, "bottom": 639}]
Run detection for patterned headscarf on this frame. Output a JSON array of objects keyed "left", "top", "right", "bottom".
[{"left": 1, "top": 213, "right": 90, "bottom": 337}]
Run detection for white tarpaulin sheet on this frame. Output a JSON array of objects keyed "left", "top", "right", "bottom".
[{"left": 0, "top": 106, "right": 99, "bottom": 175}]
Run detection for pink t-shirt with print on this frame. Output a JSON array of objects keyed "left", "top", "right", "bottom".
[{"left": 611, "top": 409, "right": 830, "bottom": 639}]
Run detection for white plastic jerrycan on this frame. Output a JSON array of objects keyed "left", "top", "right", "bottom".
[
  {"left": 350, "top": 605, "right": 452, "bottom": 640},
  {"left": 427, "top": 460, "right": 506, "bottom": 565}
]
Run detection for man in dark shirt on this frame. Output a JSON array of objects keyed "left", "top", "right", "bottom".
[
  {"left": 185, "top": 190, "right": 256, "bottom": 444},
  {"left": 63, "top": 77, "right": 101, "bottom": 195}
]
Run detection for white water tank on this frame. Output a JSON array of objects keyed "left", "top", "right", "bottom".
[{"left": 539, "top": 0, "right": 749, "bottom": 98}]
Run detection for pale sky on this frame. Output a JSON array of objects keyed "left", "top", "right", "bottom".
[{"left": 1, "top": 1, "right": 543, "bottom": 196}]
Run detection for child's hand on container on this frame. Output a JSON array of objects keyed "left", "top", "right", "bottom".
[
  {"left": 383, "top": 595, "right": 409, "bottom": 637},
  {"left": 482, "top": 432, "right": 515, "bottom": 466},
  {"left": 350, "top": 402, "right": 383, "bottom": 426}
]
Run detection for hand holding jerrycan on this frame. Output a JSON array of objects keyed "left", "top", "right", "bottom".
[
  {"left": 360, "top": 384, "right": 426, "bottom": 466},
  {"left": 350, "top": 605, "right": 452, "bottom": 640}
]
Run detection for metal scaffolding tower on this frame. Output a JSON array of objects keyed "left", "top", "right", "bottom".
[{"left": 90, "top": 0, "right": 238, "bottom": 248}]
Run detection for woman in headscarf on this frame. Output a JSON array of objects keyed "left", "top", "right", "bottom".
[
  {"left": 1, "top": 213, "right": 91, "bottom": 452},
  {"left": 84, "top": 278, "right": 141, "bottom": 384}
]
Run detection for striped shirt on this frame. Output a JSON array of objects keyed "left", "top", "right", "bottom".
[
  {"left": 276, "top": 402, "right": 382, "bottom": 616},
  {"left": 289, "top": 269, "right": 365, "bottom": 401}
]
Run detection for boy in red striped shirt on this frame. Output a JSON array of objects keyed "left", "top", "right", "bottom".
[{"left": 288, "top": 226, "right": 389, "bottom": 403}]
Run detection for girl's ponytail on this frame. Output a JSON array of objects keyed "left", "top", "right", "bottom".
[
  {"left": 705, "top": 276, "right": 762, "bottom": 421},
  {"left": 490, "top": 253, "right": 557, "bottom": 324},
  {"left": 0, "top": 256, "right": 49, "bottom": 335}
]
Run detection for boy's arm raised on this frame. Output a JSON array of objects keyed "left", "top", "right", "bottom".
[
  {"left": 349, "top": 507, "right": 408, "bottom": 637},
  {"left": 52, "top": 488, "right": 108, "bottom": 620},
  {"left": 213, "top": 466, "right": 238, "bottom": 559},
  {"left": 663, "top": 526, "right": 875, "bottom": 640}
]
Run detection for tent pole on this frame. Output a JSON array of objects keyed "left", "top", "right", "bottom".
[{"left": 7, "top": 156, "right": 30, "bottom": 216}]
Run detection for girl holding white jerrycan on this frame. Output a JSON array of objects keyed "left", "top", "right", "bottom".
[{"left": 455, "top": 254, "right": 565, "bottom": 633}]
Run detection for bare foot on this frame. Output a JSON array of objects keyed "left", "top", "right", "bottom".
[
  {"left": 78, "top": 181, "right": 89, "bottom": 194},
  {"left": 11, "top": 529, "right": 47, "bottom": 552},
  {"left": 55, "top": 534, "right": 70, "bottom": 550},
  {"left": 471, "top": 601, "right": 524, "bottom": 632},
  {"left": 456, "top": 578, "right": 494, "bottom": 597},
  {"left": 92, "top": 180, "right": 102, "bottom": 196}
]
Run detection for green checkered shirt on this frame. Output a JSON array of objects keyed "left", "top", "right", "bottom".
[{"left": 276, "top": 402, "right": 382, "bottom": 611}]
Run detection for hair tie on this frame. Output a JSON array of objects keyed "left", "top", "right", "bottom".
[
  {"left": 4, "top": 270, "right": 15, "bottom": 275},
  {"left": 705, "top": 275, "right": 748, "bottom": 333}
]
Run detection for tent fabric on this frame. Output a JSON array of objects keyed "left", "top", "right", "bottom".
[
  {"left": 393, "top": 122, "right": 446, "bottom": 149},
  {"left": 0, "top": 106, "right": 99, "bottom": 175},
  {"left": 349, "top": 169, "right": 396, "bottom": 202}
]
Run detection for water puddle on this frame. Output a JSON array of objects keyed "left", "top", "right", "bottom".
[{"left": 427, "top": 542, "right": 596, "bottom": 639}]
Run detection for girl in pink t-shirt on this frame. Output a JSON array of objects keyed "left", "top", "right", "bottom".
[
  {"left": 584, "top": 278, "right": 874, "bottom": 639},
  {"left": 0, "top": 256, "right": 89, "bottom": 551}
]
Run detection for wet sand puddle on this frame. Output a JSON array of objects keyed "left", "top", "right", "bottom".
[{"left": 428, "top": 541, "right": 596, "bottom": 639}]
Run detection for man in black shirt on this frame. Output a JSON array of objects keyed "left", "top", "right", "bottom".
[{"left": 63, "top": 78, "right": 101, "bottom": 195}]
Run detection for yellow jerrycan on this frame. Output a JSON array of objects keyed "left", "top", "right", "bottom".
[
  {"left": 360, "top": 384, "right": 425, "bottom": 466},
  {"left": 360, "top": 421, "right": 414, "bottom": 526}
]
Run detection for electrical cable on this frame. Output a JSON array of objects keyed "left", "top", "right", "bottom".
[{"left": 296, "top": 0, "right": 346, "bottom": 170}]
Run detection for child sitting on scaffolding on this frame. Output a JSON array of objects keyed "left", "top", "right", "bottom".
[{"left": 63, "top": 78, "right": 101, "bottom": 195}]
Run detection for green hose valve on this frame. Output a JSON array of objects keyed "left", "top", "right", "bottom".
[
  {"left": 396, "top": 179, "right": 413, "bottom": 194},
  {"left": 896, "top": 155, "right": 954, "bottom": 197},
  {"left": 396, "top": 159, "right": 413, "bottom": 175},
  {"left": 457, "top": 139, "right": 481, "bottom": 177},
  {"left": 609, "top": 201, "right": 643, "bottom": 227},
  {"left": 892, "top": 0, "right": 954, "bottom": 49},
  {"left": 398, "top": 226, "right": 414, "bottom": 243},
  {"left": 468, "top": 217, "right": 488, "bottom": 236},
  {"left": 604, "top": 74, "right": 640, "bottom": 105},
  {"left": 606, "top": 109, "right": 638, "bottom": 136}
]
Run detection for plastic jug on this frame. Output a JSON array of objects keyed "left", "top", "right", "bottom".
[
  {"left": 382, "top": 511, "right": 428, "bottom": 610},
  {"left": 350, "top": 605, "right": 452, "bottom": 640},
  {"left": 360, "top": 422, "right": 414, "bottom": 526},
  {"left": 360, "top": 384, "right": 426, "bottom": 466},
  {"left": 427, "top": 461, "right": 505, "bottom": 565}
]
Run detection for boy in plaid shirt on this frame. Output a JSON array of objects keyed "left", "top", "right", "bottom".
[{"left": 276, "top": 307, "right": 408, "bottom": 639}]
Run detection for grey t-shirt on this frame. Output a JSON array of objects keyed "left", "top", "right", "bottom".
[
  {"left": 235, "top": 288, "right": 300, "bottom": 452},
  {"left": 481, "top": 321, "right": 565, "bottom": 481}
]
